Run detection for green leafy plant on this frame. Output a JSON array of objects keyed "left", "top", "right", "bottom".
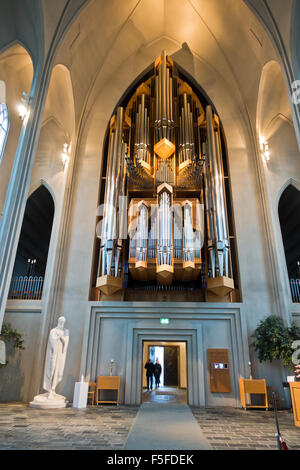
[
  {"left": 0, "top": 322, "right": 25, "bottom": 367},
  {"left": 251, "top": 315, "right": 300, "bottom": 370}
]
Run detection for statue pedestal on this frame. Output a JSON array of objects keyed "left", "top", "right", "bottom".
[
  {"left": 29, "top": 392, "right": 68, "bottom": 409},
  {"left": 73, "top": 382, "right": 89, "bottom": 409}
]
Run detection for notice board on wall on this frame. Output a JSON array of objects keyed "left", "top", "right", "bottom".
[{"left": 208, "top": 348, "right": 231, "bottom": 393}]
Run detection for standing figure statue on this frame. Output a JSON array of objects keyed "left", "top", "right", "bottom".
[
  {"left": 30, "top": 316, "right": 69, "bottom": 409},
  {"left": 44, "top": 316, "right": 69, "bottom": 397}
]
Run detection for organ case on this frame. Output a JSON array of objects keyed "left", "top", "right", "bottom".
[{"left": 94, "top": 50, "right": 237, "bottom": 301}]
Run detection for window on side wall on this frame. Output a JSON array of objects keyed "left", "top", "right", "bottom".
[{"left": 0, "top": 102, "right": 9, "bottom": 164}]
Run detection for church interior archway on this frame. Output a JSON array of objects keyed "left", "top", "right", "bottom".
[
  {"left": 8, "top": 185, "right": 55, "bottom": 300},
  {"left": 278, "top": 184, "right": 300, "bottom": 303}
]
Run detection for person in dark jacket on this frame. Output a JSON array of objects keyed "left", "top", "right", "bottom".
[
  {"left": 144, "top": 358, "right": 154, "bottom": 390},
  {"left": 153, "top": 358, "right": 162, "bottom": 388}
]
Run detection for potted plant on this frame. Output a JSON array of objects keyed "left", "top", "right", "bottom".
[
  {"left": 251, "top": 315, "right": 300, "bottom": 372},
  {"left": 0, "top": 322, "right": 25, "bottom": 367}
]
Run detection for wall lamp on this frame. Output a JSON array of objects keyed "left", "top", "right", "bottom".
[
  {"left": 260, "top": 137, "right": 270, "bottom": 162},
  {"left": 61, "top": 142, "right": 71, "bottom": 169},
  {"left": 18, "top": 91, "right": 31, "bottom": 120}
]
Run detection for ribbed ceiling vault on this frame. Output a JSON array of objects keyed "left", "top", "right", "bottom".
[{"left": 54, "top": 0, "right": 278, "bottom": 133}]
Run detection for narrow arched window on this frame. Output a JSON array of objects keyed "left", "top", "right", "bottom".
[
  {"left": 8, "top": 185, "right": 55, "bottom": 300},
  {"left": 0, "top": 103, "right": 9, "bottom": 163},
  {"left": 278, "top": 184, "right": 300, "bottom": 302}
]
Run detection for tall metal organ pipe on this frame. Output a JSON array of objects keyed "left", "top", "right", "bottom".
[
  {"left": 158, "top": 190, "right": 172, "bottom": 266},
  {"left": 135, "top": 94, "right": 150, "bottom": 164},
  {"left": 99, "top": 106, "right": 124, "bottom": 277},
  {"left": 155, "top": 50, "right": 174, "bottom": 143},
  {"left": 179, "top": 93, "right": 195, "bottom": 164},
  {"left": 205, "top": 105, "right": 230, "bottom": 278},
  {"left": 114, "top": 141, "right": 127, "bottom": 276},
  {"left": 183, "top": 203, "right": 194, "bottom": 263},
  {"left": 136, "top": 203, "right": 148, "bottom": 262}
]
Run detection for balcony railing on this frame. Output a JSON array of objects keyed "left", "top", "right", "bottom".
[
  {"left": 290, "top": 279, "right": 300, "bottom": 303},
  {"left": 8, "top": 276, "right": 44, "bottom": 300}
]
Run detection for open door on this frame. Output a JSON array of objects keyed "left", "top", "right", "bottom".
[{"left": 164, "top": 346, "right": 179, "bottom": 386}]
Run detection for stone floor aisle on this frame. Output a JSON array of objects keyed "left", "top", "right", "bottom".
[{"left": 124, "top": 402, "right": 211, "bottom": 450}]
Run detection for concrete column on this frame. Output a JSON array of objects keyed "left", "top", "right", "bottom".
[{"left": 0, "top": 65, "right": 51, "bottom": 329}]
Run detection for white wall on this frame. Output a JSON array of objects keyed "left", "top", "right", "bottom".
[
  {"left": 0, "top": 44, "right": 33, "bottom": 216},
  {"left": 2, "top": 0, "right": 300, "bottom": 406}
]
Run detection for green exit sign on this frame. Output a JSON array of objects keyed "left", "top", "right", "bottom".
[{"left": 160, "top": 318, "right": 170, "bottom": 324}]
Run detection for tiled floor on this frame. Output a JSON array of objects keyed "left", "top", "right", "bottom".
[
  {"left": 0, "top": 403, "right": 138, "bottom": 450},
  {"left": 191, "top": 407, "right": 300, "bottom": 450},
  {"left": 1, "top": 402, "right": 300, "bottom": 450}
]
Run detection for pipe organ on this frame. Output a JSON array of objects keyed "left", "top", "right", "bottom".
[{"left": 95, "top": 51, "right": 235, "bottom": 300}]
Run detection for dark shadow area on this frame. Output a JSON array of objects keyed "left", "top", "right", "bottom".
[
  {"left": 12, "top": 185, "right": 54, "bottom": 278},
  {"left": 8, "top": 185, "right": 54, "bottom": 299},
  {"left": 279, "top": 184, "right": 300, "bottom": 278}
]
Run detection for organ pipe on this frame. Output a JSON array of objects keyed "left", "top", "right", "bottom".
[
  {"left": 205, "top": 105, "right": 230, "bottom": 279},
  {"left": 179, "top": 93, "right": 195, "bottom": 165},
  {"left": 99, "top": 106, "right": 124, "bottom": 278},
  {"left": 183, "top": 203, "right": 194, "bottom": 263},
  {"left": 155, "top": 50, "right": 174, "bottom": 143},
  {"left": 173, "top": 203, "right": 183, "bottom": 259},
  {"left": 136, "top": 203, "right": 148, "bottom": 262},
  {"left": 135, "top": 94, "right": 150, "bottom": 165},
  {"left": 157, "top": 186, "right": 173, "bottom": 267},
  {"left": 97, "top": 51, "right": 235, "bottom": 299}
]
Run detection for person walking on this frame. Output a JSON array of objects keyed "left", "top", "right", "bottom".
[
  {"left": 144, "top": 358, "right": 154, "bottom": 391},
  {"left": 154, "top": 358, "right": 162, "bottom": 388}
]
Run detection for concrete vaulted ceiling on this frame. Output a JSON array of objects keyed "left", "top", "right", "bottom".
[
  {"left": 0, "top": 0, "right": 296, "bottom": 142},
  {"left": 54, "top": 0, "right": 280, "bottom": 132}
]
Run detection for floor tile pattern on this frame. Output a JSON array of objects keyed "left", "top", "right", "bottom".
[
  {"left": 1, "top": 403, "right": 300, "bottom": 451},
  {"left": 191, "top": 407, "right": 300, "bottom": 450},
  {"left": 0, "top": 403, "right": 138, "bottom": 450}
]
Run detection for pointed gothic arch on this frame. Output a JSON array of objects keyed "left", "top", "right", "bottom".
[
  {"left": 278, "top": 184, "right": 300, "bottom": 302},
  {"left": 8, "top": 184, "right": 55, "bottom": 300}
]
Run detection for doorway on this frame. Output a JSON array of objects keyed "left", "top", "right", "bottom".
[{"left": 142, "top": 341, "right": 187, "bottom": 404}]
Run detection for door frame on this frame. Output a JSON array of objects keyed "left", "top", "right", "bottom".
[
  {"left": 142, "top": 340, "right": 188, "bottom": 397},
  {"left": 123, "top": 327, "right": 204, "bottom": 406}
]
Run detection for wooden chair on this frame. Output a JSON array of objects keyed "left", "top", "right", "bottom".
[
  {"left": 239, "top": 378, "right": 269, "bottom": 410},
  {"left": 87, "top": 381, "right": 96, "bottom": 405},
  {"left": 289, "top": 382, "right": 300, "bottom": 427}
]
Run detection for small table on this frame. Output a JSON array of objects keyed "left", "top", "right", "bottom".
[
  {"left": 239, "top": 378, "right": 269, "bottom": 410},
  {"left": 96, "top": 376, "right": 120, "bottom": 405}
]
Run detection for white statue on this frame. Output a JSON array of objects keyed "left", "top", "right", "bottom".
[
  {"left": 30, "top": 316, "right": 69, "bottom": 409},
  {"left": 43, "top": 316, "right": 69, "bottom": 396}
]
